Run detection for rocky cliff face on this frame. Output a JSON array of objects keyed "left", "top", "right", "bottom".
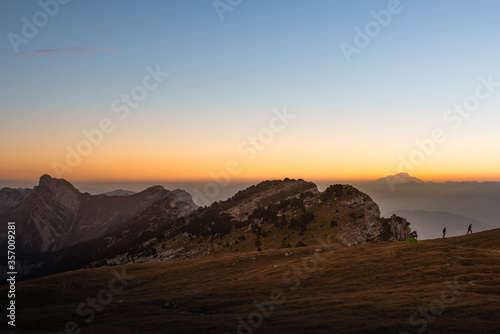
[
  {"left": 336, "top": 212, "right": 411, "bottom": 246},
  {"left": 90, "top": 180, "right": 414, "bottom": 267},
  {"left": 0, "top": 175, "right": 198, "bottom": 253},
  {"left": 0, "top": 187, "right": 33, "bottom": 215},
  {"left": 322, "top": 185, "right": 411, "bottom": 246},
  {"left": 223, "top": 178, "right": 319, "bottom": 221}
]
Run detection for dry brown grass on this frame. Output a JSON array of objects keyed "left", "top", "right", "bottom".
[{"left": 2, "top": 229, "right": 500, "bottom": 333}]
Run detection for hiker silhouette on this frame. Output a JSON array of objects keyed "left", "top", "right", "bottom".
[
  {"left": 442, "top": 227, "right": 446, "bottom": 238},
  {"left": 466, "top": 224, "right": 472, "bottom": 235}
]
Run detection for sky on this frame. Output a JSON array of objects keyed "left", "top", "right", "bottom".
[{"left": 1, "top": 0, "right": 500, "bottom": 185}]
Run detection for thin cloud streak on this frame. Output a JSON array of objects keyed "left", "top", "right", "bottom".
[{"left": 18, "top": 48, "right": 116, "bottom": 58}]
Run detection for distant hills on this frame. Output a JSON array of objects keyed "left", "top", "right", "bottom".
[
  {"left": 0, "top": 175, "right": 198, "bottom": 253},
  {"left": 386, "top": 210, "right": 493, "bottom": 240},
  {"left": 355, "top": 174, "right": 500, "bottom": 228},
  {"left": 373, "top": 172, "right": 425, "bottom": 185}
]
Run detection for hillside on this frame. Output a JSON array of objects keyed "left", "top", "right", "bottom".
[{"left": 3, "top": 229, "right": 500, "bottom": 333}]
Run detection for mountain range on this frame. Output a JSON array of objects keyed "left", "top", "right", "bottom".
[
  {"left": 0, "top": 174, "right": 198, "bottom": 254},
  {"left": 2, "top": 174, "right": 499, "bottom": 333},
  {"left": 0, "top": 175, "right": 412, "bottom": 280}
]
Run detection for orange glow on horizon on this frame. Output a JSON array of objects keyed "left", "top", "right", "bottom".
[
  {"left": 2, "top": 144, "right": 500, "bottom": 184},
  {"left": 2, "top": 169, "right": 500, "bottom": 184}
]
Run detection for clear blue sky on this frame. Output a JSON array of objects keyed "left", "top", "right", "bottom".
[{"left": 1, "top": 0, "right": 500, "bottom": 182}]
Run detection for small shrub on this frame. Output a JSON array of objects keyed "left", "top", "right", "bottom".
[{"left": 295, "top": 241, "right": 307, "bottom": 248}]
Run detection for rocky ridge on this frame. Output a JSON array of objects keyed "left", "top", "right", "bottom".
[
  {"left": 0, "top": 175, "right": 198, "bottom": 253},
  {"left": 1, "top": 177, "right": 413, "bottom": 280}
]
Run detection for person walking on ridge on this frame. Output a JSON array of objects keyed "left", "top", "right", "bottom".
[
  {"left": 442, "top": 227, "right": 446, "bottom": 238},
  {"left": 466, "top": 224, "right": 472, "bottom": 235}
]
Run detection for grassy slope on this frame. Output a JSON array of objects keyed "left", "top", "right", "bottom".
[{"left": 3, "top": 229, "right": 500, "bottom": 334}]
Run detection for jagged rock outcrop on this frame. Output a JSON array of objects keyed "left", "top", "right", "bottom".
[
  {"left": 336, "top": 214, "right": 411, "bottom": 246},
  {"left": 172, "top": 189, "right": 200, "bottom": 217},
  {"left": 321, "top": 185, "right": 411, "bottom": 245},
  {"left": 223, "top": 178, "right": 318, "bottom": 221},
  {"left": 0, "top": 175, "right": 198, "bottom": 253}
]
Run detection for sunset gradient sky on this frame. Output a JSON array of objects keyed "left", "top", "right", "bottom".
[{"left": 1, "top": 0, "right": 500, "bottom": 184}]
